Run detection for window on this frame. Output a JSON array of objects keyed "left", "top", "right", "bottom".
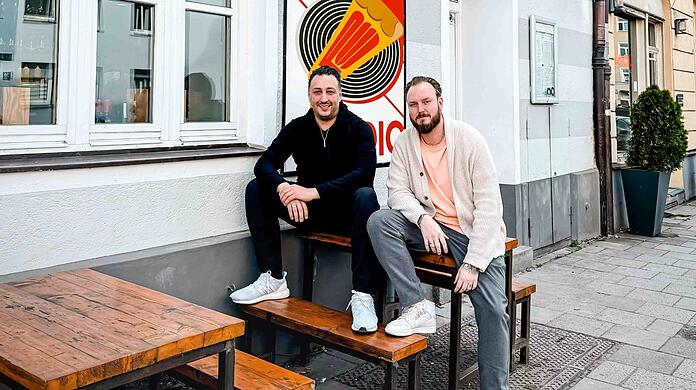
[
  {"left": 617, "top": 18, "right": 628, "bottom": 32},
  {"left": 95, "top": 0, "right": 153, "bottom": 124},
  {"left": 24, "top": 0, "right": 55, "bottom": 20},
  {"left": 0, "top": 0, "right": 245, "bottom": 155},
  {"left": 0, "top": 0, "right": 59, "bottom": 126},
  {"left": 620, "top": 68, "right": 630, "bottom": 83},
  {"left": 648, "top": 22, "right": 661, "bottom": 86},
  {"left": 618, "top": 42, "right": 629, "bottom": 57}
]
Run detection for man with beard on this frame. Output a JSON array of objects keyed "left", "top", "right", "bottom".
[
  {"left": 230, "top": 66, "right": 384, "bottom": 334},
  {"left": 367, "top": 76, "right": 509, "bottom": 389}
]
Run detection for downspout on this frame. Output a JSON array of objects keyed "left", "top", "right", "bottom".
[{"left": 593, "top": 0, "right": 615, "bottom": 235}]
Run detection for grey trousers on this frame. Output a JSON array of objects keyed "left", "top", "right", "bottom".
[{"left": 367, "top": 209, "right": 510, "bottom": 390}]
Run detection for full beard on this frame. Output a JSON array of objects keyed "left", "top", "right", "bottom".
[{"left": 411, "top": 108, "right": 442, "bottom": 135}]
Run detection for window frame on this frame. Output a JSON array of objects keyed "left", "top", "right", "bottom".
[
  {"left": 0, "top": 0, "right": 242, "bottom": 156},
  {"left": 0, "top": 0, "right": 69, "bottom": 152},
  {"left": 176, "top": 1, "right": 239, "bottom": 145}
]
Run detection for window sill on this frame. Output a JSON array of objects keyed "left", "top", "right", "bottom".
[{"left": 0, "top": 143, "right": 264, "bottom": 173}]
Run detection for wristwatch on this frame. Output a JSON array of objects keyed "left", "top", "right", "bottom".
[
  {"left": 417, "top": 214, "right": 428, "bottom": 227},
  {"left": 461, "top": 263, "right": 480, "bottom": 273}
]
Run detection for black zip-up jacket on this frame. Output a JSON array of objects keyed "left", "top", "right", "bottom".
[{"left": 254, "top": 102, "right": 376, "bottom": 201}]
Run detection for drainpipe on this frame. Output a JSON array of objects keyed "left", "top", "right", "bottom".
[{"left": 593, "top": 0, "right": 614, "bottom": 235}]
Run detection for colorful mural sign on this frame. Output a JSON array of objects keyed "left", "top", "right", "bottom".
[{"left": 285, "top": 0, "right": 406, "bottom": 163}]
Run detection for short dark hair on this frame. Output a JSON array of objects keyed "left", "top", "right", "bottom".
[
  {"left": 308, "top": 66, "right": 342, "bottom": 90},
  {"left": 405, "top": 76, "right": 442, "bottom": 98}
]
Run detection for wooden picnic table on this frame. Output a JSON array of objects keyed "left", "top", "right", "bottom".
[{"left": 0, "top": 268, "right": 244, "bottom": 390}]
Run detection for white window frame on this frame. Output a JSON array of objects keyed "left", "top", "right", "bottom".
[
  {"left": 620, "top": 67, "right": 630, "bottom": 83},
  {"left": 618, "top": 19, "right": 628, "bottom": 32},
  {"left": 618, "top": 42, "right": 629, "bottom": 57},
  {"left": 176, "top": 1, "right": 239, "bottom": 145},
  {"left": 0, "top": 0, "right": 69, "bottom": 152},
  {"left": 0, "top": 0, "right": 242, "bottom": 156}
]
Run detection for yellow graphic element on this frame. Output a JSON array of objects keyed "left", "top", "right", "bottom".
[{"left": 309, "top": 0, "right": 404, "bottom": 79}]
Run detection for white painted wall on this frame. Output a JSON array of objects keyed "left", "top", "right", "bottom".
[
  {"left": 518, "top": 0, "right": 595, "bottom": 183},
  {"left": 459, "top": 0, "right": 521, "bottom": 185}
]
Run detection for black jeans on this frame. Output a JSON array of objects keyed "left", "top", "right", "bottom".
[{"left": 245, "top": 178, "right": 384, "bottom": 294}]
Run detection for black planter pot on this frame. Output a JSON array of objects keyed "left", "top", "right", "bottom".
[{"left": 621, "top": 169, "right": 671, "bottom": 237}]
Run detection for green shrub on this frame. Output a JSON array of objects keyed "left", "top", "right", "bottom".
[{"left": 627, "top": 85, "right": 688, "bottom": 172}]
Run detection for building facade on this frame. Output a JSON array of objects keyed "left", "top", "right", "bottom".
[{"left": 0, "top": 1, "right": 601, "bottom": 319}]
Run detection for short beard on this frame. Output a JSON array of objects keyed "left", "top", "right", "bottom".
[{"left": 411, "top": 108, "right": 442, "bottom": 135}]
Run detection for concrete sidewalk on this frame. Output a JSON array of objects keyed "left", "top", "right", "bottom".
[{"left": 518, "top": 200, "right": 696, "bottom": 389}]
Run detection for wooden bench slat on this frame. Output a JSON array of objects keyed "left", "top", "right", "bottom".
[
  {"left": 301, "top": 233, "right": 518, "bottom": 252},
  {"left": 173, "top": 351, "right": 314, "bottom": 390},
  {"left": 241, "top": 297, "right": 427, "bottom": 362},
  {"left": 512, "top": 280, "right": 536, "bottom": 301}
]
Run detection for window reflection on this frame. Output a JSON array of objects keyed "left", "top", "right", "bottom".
[
  {"left": 0, "top": 0, "right": 58, "bottom": 125},
  {"left": 614, "top": 16, "right": 631, "bottom": 158},
  {"left": 95, "top": 0, "right": 153, "bottom": 124},
  {"left": 185, "top": 11, "right": 227, "bottom": 122}
]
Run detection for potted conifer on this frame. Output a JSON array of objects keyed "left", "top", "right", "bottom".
[{"left": 622, "top": 85, "right": 688, "bottom": 236}]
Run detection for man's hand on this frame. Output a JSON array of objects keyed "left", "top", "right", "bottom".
[
  {"left": 419, "top": 215, "right": 449, "bottom": 255},
  {"left": 286, "top": 199, "right": 309, "bottom": 223},
  {"left": 454, "top": 263, "right": 479, "bottom": 293},
  {"left": 277, "top": 183, "right": 319, "bottom": 205}
]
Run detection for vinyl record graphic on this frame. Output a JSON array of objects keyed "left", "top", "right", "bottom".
[{"left": 297, "top": 0, "right": 404, "bottom": 103}]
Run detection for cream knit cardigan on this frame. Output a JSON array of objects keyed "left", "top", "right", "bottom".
[{"left": 386, "top": 116, "right": 507, "bottom": 272}]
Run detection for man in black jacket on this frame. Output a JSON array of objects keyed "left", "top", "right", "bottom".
[{"left": 230, "top": 66, "right": 383, "bottom": 333}]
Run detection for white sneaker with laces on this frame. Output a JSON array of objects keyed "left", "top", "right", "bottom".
[
  {"left": 385, "top": 299, "right": 436, "bottom": 337},
  {"left": 229, "top": 271, "right": 289, "bottom": 304},
  {"left": 347, "top": 290, "right": 378, "bottom": 333}
]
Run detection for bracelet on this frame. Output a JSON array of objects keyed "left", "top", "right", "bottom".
[{"left": 417, "top": 214, "right": 427, "bottom": 227}]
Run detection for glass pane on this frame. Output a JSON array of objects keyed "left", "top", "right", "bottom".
[
  {"left": 614, "top": 17, "right": 631, "bottom": 160},
  {"left": 188, "top": 0, "right": 229, "bottom": 7},
  {"left": 95, "top": 0, "right": 153, "bottom": 124},
  {"left": 185, "top": 11, "right": 227, "bottom": 122},
  {"left": 0, "top": 0, "right": 58, "bottom": 125}
]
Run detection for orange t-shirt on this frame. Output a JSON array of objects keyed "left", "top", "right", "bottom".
[{"left": 420, "top": 137, "right": 462, "bottom": 233}]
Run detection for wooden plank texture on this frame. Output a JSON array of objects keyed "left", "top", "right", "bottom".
[
  {"left": 512, "top": 279, "right": 537, "bottom": 301},
  {"left": 173, "top": 351, "right": 314, "bottom": 390},
  {"left": 0, "top": 269, "right": 244, "bottom": 390},
  {"left": 241, "top": 297, "right": 426, "bottom": 362}
]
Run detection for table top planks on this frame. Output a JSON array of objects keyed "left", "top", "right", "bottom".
[{"left": 0, "top": 269, "right": 244, "bottom": 390}]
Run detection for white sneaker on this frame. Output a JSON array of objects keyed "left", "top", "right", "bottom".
[
  {"left": 385, "top": 299, "right": 436, "bottom": 337},
  {"left": 347, "top": 290, "right": 378, "bottom": 333},
  {"left": 229, "top": 271, "right": 290, "bottom": 304}
]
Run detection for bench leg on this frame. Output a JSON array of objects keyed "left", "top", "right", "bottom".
[
  {"left": 218, "top": 340, "right": 235, "bottom": 390},
  {"left": 449, "top": 292, "right": 462, "bottom": 390},
  {"left": 520, "top": 296, "right": 531, "bottom": 364},
  {"left": 147, "top": 372, "right": 162, "bottom": 390},
  {"left": 299, "top": 241, "right": 316, "bottom": 365},
  {"left": 384, "top": 362, "right": 398, "bottom": 390},
  {"left": 408, "top": 354, "right": 421, "bottom": 390},
  {"left": 510, "top": 296, "right": 518, "bottom": 372}
]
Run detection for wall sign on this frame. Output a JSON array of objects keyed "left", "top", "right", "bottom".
[
  {"left": 284, "top": 0, "right": 406, "bottom": 163},
  {"left": 530, "top": 16, "right": 559, "bottom": 104}
]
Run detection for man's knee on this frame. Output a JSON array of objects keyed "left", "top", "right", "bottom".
[
  {"left": 353, "top": 187, "right": 379, "bottom": 215},
  {"left": 246, "top": 178, "right": 260, "bottom": 199},
  {"left": 367, "top": 209, "right": 400, "bottom": 236}
]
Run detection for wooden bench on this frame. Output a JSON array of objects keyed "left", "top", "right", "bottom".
[
  {"left": 300, "top": 232, "right": 528, "bottom": 390},
  {"left": 171, "top": 351, "right": 314, "bottom": 390},
  {"left": 240, "top": 297, "right": 427, "bottom": 390},
  {"left": 511, "top": 279, "right": 536, "bottom": 368}
]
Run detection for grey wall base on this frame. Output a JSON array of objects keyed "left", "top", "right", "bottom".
[{"left": 501, "top": 169, "right": 601, "bottom": 249}]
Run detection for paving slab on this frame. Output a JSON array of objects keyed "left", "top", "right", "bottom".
[
  {"left": 601, "top": 324, "right": 670, "bottom": 350},
  {"left": 660, "top": 336, "right": 696, "bottom": 360},
  {"left": 677, "top": 297, "right": 696, "bottom": 311},
  {"left": 606, "top": 344, "right": 684, "bottom": 375},
  {"left": 636, "top": 302, "right": 695, "bottom": 324},
  {"left": 674, "top": 359, "right": 696, "bottom": 383},
  {"left": 587, "top": 361, "right": 637, "bottom": 385},
  {"left": 626, "top": 289, "right": 681, "bottom": 306},
  {"left": 643, "top": 263, "right": 689, "bottom": 276},
  {"left": 647, "top": 319, "right": 684, "bottom": 337},
  {"left": 622, "top": 368, "right": 696, "bottom": 390},
  {"left": 569, "top": 378, "right": 626, "bottom": 390},
  {"left": 616, "top": 276, "right": 671, "bottom": 292},
  {"left": 548, "top": 313, "right": 614, "bottom": 337}
]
